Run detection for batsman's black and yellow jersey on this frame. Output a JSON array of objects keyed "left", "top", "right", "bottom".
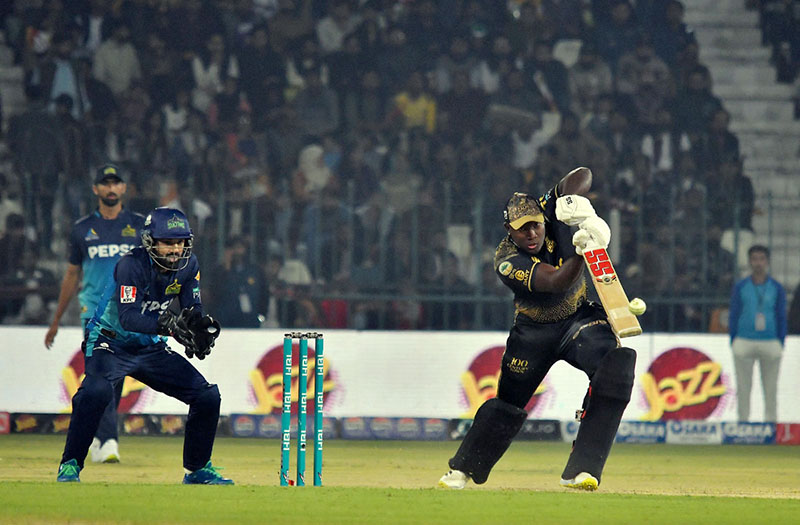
[{"left": 494, "top": 183, "right": 587, "bottom": 323}]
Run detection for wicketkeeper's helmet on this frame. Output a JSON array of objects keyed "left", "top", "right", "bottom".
[{"left": 141, "top": 207, "right": 194, "bottom": 271}]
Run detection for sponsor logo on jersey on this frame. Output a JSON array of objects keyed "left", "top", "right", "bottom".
[
  {"left": 121, "top": 224, "right": 137, "bottom": 237},
  {"left": 508, "top": 357, "right": 529, "bottom": 374},
  {"left": 87, "top": 243, "right": 136, "bottom": 259},
  {"left": 195, "top": 271, "right": 200, "bottom": 281},
  {"left": 120, "top": 285, "right": 137, "bottom": 303},
  {"left": 84, "top": 228, "right": 100, "bottom": 241},
  {"left": 498, "top": 261, "right": 513, "bottom": 276},
  {"left": 165, "top": 279, "right": 182, "bottom": 295},
  {"left": 514, "top": 270, "right": 526, "bottom": 281},
  {"left": 459, "top": 346, "right": 547, "bottom": 418}
]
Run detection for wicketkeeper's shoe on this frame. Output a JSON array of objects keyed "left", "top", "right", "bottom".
[
  {"left": 90, "top": 438, "right": 120, "bottom": 463},
  {"left": 560, "top": 472, "right": 598, "bottom": 491},
  {"left": 57, "top": 459, "right": 81, "bottom": 482},
  {"left": 438, "top": 469, "right": 469, "bottom": 489},
  {"left": 182, "top": 461, "right": 235, "bottom": 485}
]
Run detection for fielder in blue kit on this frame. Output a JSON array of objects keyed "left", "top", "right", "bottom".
[
  {"left": 45, "top": 163, "right": 144, "bottom": 463},
  {"left": 57, "top": 207, "right": 232, "bottom": 484}
]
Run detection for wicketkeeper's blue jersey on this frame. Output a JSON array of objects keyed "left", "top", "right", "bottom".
[{"left": 86, "top": 247, "right": 203, "bottom": 354}]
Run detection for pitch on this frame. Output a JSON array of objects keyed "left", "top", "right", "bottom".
[{"left": 1, "top": 435, "right": 799, "bottom": 524}]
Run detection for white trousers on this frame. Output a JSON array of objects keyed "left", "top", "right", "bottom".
[{"left": 731, "top": 338, "right": 783, "bottom": 422}]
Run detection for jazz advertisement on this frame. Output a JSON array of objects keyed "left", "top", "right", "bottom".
[{"left": 1, "top": 327, "right": 799, "bottom": 426}]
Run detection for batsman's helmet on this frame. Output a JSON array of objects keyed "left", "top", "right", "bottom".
[{"left": 141, "top": 207, "right": 194, "bottom": 271}]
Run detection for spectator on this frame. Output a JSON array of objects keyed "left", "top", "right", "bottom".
[
  {"left": 593, "top": 0, "right": 641, "bottom": 68},
  {"left": 285, "top": 36, "right": 329, "bottom": 99},
  {"left": 315, "top": 0, "right": 362, "bottom": 55},
  {"left": 0, "top": 173, "right": 23, "bottom": 237},
  {"left": 292, "top": 65, "right": 340, "bottom": 138},
  {"left": 268, "top": 0, "right": 314, "bottom": 55},
  {"left": 386, "top": 71, "right": 437, "bottom": 135},
  {"left": 568, "top": 41, "right": 613, "bottom": 116},
  {"left": 490, "top": 69, "right": 545, "bottom": 116},
  {"left": 236, "top": 24, "right": 286, "bottom": 126},
  {"left": 673, "top": 66, "right": 723, "bottom": 134},
  {"left": 1, "top": 248, "right": 56, "bottom": 325},
  {"left": 190, "top": 33, "right": 239, "bottom": 114},
  {"left": 616, "top": 33, "right": 672, "bottom": 126},
  {"left": 139, "top": 32, "right": 181, "bottom": 109},
  {"left": 92, "top": 21, "right": 142, "bottom": 97},
  {"left": 650, "top": 0, "right": 695, "bottom": 66},
  {"left": 35, "top": 31, "right": 85, "bottom": 120},
  {"left": 541, "top": 111, "right": 611, "bottom": 183},
  {"left": 473, "top": 35, "right": 517, "bottom": 95},
  {"left": 300, "top": 187, "right": 352, "bottom": 283},
  {"left": 433, "top": 32, "right": 479, "bottom": 94},
  {"left": 526, "top": 40, "right": 571, "bottom": 113},
  {"left": 7, "top": 85, "right": 64, "bottom": 251},
  {"left": 0, "top": 213, "right": 36, "bottom": 280},
  {"left": 75, "top": 56, "right": 117, "bottom": 123},
  {"left": 53, "top": 94, "right": 90, "bottom": 221},
  {"left": 694, "top": 108, "right": 740, "bottom": 171},
  {"left": 376, "top": 26, "right": 421, "bottom": 90},
  {"left": 206, "top": 236, "right": 266, "bottom": 328},
  {"left": 640, "top": 108, "right": 690, "bottom": 173},
  {"left": 437, "top": 69, "right": 488, "bottom": 142},
  {"left": 729, "top": 245, "right": 787, "bottom": 422},
  {"left": 706, "top": 156, "right": 754, "bottom": 231},
  {"left": 789, "top": 281, "right": 800, "bottom": 335}
]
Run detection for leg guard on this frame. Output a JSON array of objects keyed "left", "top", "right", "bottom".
[
  {"left": 562, "top": 347, "right": 636, "bottom": 484},
  {"left": 449, "top": 397, "right": 528, "bottom": 484},
  {"left": 184, "top": 384, "right": 221, "bottom": 471}
]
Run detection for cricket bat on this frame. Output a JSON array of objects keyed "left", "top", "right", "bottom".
[{"left": 582, "top": 247, "right": 642, "bottom": 338}]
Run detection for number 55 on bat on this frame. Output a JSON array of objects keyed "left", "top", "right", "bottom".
[{"left": 583, "top": 247, "right": 642, "bottom": 338}]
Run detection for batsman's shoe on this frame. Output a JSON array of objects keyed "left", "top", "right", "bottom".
[
  {"left": 438, "top": 469, "right": 469, "bottom": 489},
  {"left": 183, "top": 461, "right": 235, "bottom": 485},
  {"left": 560, "top": 472, "right": 598, "bottom": 491},
  {"left": 57, "top": 459, "right": 81, "bottom": 482},
  {"left": 90, "top": 438, "right": 120, "bottom": 463}
]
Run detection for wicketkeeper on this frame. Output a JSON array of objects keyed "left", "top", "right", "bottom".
[
  {"left": 57, "top": 207, "right": 232, "bottom": 484},
  {"left": 439, "top": 167, "right": 636, "bottom": 491}
]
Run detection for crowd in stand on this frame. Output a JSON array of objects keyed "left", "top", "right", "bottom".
[{"left": 0, "top": 0, "right": 770, "bottom": 331}]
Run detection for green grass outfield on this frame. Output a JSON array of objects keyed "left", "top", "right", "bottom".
[{"left": 1, "top": 435, "right": 799, "bottom": 524}]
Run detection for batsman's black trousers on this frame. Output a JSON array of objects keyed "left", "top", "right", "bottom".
[{"left": 497, "top": 302, "right": 619, "bottom": 409}]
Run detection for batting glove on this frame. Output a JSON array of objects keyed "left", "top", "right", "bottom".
[{"left": 555, "top": 195, "right": 596, "bottom": 226}]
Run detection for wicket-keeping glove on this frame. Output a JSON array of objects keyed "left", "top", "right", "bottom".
[
  {"left": 186, "top": 313, "right": 221, "bottom": 360},
  {"left": 157, "top": 305, "right": 196, "bottom": 350}
]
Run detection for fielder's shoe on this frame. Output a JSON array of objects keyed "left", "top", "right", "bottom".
[
  {"left": 438, "top": 469, "right": 469, "bottom": 489},
  {"left": 182, "top": 461, "right": 235, "bottom": 485},
  {"left": 560, "top": 472, "right": 598, "bottom": 491},
  {"left": 57, "top": 459, "right": 81, "bottom": 482},
  {"left": 90, "top": 438, "right": 120, "bottom": 463}
]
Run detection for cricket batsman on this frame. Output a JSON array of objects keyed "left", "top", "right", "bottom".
[
  {"left": 57, "top": 207, "right": 233, "bottom": 484},
  {"left": 438, "top": 167, "right": 636, "bottom": 491}
]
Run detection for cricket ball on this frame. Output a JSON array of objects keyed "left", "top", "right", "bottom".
[{"left": 628, "top": 298, "right": 646, "bottom": 316}]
